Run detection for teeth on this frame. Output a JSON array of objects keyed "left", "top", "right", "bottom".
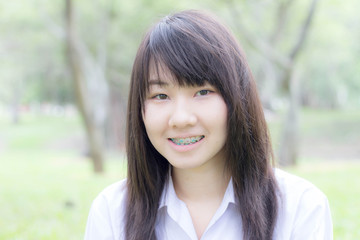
[{"left": 170, "top": 136, "right": 204, "bottom": 145}]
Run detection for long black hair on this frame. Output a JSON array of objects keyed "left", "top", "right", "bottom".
[{"left": 126, "top": 10, "right": 278, "bottom": 240}]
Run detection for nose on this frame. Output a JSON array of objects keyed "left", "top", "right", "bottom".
[{"left": 168, "top": 99, "right": 197, "bottom": 128}]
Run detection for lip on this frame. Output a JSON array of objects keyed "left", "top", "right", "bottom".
[{"left": 167, "top": 136, "right": 205, "bottom": 152}]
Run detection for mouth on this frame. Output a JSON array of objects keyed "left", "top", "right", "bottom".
[{"left": 169, "top": 136, "right": 205, "bottom": 146}]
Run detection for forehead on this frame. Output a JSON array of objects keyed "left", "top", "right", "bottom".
[
  {"left": 147, "top": 58, "right": 209, "bottom": 89},
  {"left": 148, "top": 60, "right": 176, "bottom": 84}
]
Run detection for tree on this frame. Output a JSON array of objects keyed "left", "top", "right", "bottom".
[
  {"left": 65, "top": 0, "right": 109, "bottom": 173},
  {"left": 227, "top": 0, "right": 319, "bottom": 166}
]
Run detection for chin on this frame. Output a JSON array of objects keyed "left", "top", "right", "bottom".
[{"left": 170, "top": 160, "right": 205, "bottom": 171}]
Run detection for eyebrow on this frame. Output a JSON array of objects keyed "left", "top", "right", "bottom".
[{"left": 148, "top": 79, "right": 169, "bottom": 87}]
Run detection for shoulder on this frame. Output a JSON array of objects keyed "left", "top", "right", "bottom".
[
  {"left": 275, "top": 168, "right": 325, "bottom": 197},
  {"left": 84, "top": 179, "right": 128, "bottom": 240},
  {"left": 90, "top": 178, "right": 128, "bottom": 215},
  {"left": 274, "top": 168, "right": 329, "bottom": 211},
  {"left": 95, "top": 178, "right": 128, "bottom": 204},
  {"left": 92, "top": 178, "right": 128, "bottom": 220},
  {"left": 274, "top": 168, "right": 333, "bottom": 239},
  {"left": 274, "top": 168, "right": 329, "bottom": 210}
]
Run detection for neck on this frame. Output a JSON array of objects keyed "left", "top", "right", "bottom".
[{"left": 171, "top": 163, "right": 230, "bottom": 202}]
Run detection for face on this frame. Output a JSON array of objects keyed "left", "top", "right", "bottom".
[{"left": 143, "top": 65, "right": 228, "bottom": 172}]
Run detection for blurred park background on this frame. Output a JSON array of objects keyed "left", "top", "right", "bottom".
[{"left": 1, "top": 0, "right": 359, "bottom": 239}]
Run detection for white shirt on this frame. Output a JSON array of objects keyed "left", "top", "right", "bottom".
[{"left": 84, "top": 169, "right": 333, "bottom": 240}]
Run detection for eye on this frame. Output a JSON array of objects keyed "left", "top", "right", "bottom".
[
  {"left": 153, "top": 94, "right": 168, "bottom": 100},
  {"left": 195, "top": 90, "right": 212, "bottom": 96}
]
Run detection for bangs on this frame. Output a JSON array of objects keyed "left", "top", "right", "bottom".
[{"left": 146, "top": 14, "right": 225, "bottom": 89}]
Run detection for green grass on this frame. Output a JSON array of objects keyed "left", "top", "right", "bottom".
[
  {"left": 0, "top": 113, "right": 126, "bottom": 240},
  {"left": 0, "top": 109, "right": 359, "bottom": 239},
  {"left": 286, "top": 160, "right": 360, "bottom": 239},
  {"left": 0, "top": 152, "right": 126, "bottom": 240}
]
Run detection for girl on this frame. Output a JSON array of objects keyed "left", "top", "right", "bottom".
[{"left": 85, "top": 10, "right": 332, "bottom": 240}]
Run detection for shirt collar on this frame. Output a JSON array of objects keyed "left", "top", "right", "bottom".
[{"left": 158, "top": 176, "right": 236, "bottom": 210}]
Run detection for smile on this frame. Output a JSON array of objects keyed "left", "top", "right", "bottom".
[{"left": 169, "top": 136, "right": 204, "bottom": 145}]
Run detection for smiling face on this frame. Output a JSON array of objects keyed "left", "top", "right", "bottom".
[{"left": 142, "top": 65, "right": 228, "bottom": 172}]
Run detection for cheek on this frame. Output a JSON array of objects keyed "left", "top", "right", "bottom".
[
  {"left": 211, "top": 101, "right": 228, "bottom": 142},
  {"left": 202, "top": 98, "right": 228, "bottom": 126},
  {"left": 217, "top": 106, "right": 228, "bottom": 135},
  {"left": 142, "top": 104, "right": 166, "bottom": 135}
]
